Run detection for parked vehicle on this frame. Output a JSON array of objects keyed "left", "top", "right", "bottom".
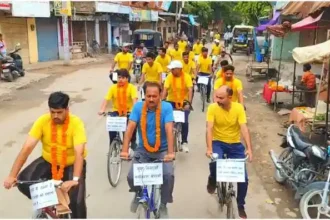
[
  {"left": 269, "top": 125, "right": 329, "bottom": 197},
  {"left": 230, "top": 25, "right": 254, "bottom": 56},
  {"left": 0, "top": 43, "right": 25, "bottom": 82},
  {"left": 132, "top": 29, "right": 163, "bottom": 55}
]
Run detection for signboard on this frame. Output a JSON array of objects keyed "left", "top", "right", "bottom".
[
  {"left": 12, "top": 1, "right": 50, "bottom": 18},
  {"left": 29, "top": 180, "right": 58, "bottom": 210},
  {"left": 173, "top": 111, "right": 185, "bottom": 123},
  {"left": 129, "top": 9, "right": 152, "bottom": 22},
  {"left": 133, "top": 163, "right": 163, "bottom": 186},
  {"left": 0, "top": 2, "right": 10, "bottom": 11},
  {"left": 106, "top": 116, "right": 127, "bottom": 132},
  {"left": 216, "top": 159, "right": 246, "bottom": 183},
  {"left": 96, "top": 2, "right": 131, "bottom": 14},
  {"left": 151, "top": 11, "right": 158, "bottom": 22}
]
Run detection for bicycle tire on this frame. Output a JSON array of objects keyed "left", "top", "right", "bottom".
[
  {"left": 174, "top": 131, "right": 179, "bottom": 153},
  {"left": 201, "top": 86, "right": 206, "bottom": 112},
  {"left": 136, "top": 203, "right": 148, "bottom": 219},
  {"left": 153, "top": 186, "right": 162, "bottom": 219},
  {"left": 107, "top": 139, "right": 122, "bottom": 187},
  {"left": 226, "top": 199, "right": 235, "bottom": 219}
]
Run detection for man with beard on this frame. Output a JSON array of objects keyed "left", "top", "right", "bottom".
[
  {"left": 163, "top": 60, "right": 193, "bottom": 152},
  {"left": 3, "top": 92, "right": 88, "bottom": 218},
  {"left": 98, "top": 69, "right": 138, "bottom": 150},
  {"left": 120, "top": 82, "right": 175, "bottom": 218},
  {"left": 205, "top": 85, "right": 252, "bottom": 219},
  {"left": 110, "top": 43, "right": 133, "bottom": 83},
  {"left": 214, "top": 65, "right": 244, "bottom": 106}
]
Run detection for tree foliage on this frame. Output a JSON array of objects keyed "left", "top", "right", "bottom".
[
  {"left": 184, "top": 2, "right": 213, "bottom": 28},
  {"left": 233, "top": 2, "right": 272, "bottom": 26}
]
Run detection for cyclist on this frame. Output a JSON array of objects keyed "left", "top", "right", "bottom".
[
  {"left": 214, "top": 65, "right": 244, "bottom": 106},
  {"left": 196, "top": 47, "right": 213, "bottom": 103},
  {"left": 98, "top": 69, "right": 138, "bottom": 150},
  {"left": 120, "top": 82, "right": 175, "bottom": 218},
  {"left": 210, "top": 39, "right": 221, "bottom": 66},
  {"left": 181, "top": 51, "right": 197, "bottom": 101},
  {"left": 138, "top": 52, "right": 163, "bottom": 89},
  {"left": 192, "top": 39, "right": 203, "bottom": 61},
  {"left": 214, "top": 60, "right": 229, "bottom": 81},
  {"left": 215, "top": 49, "right": 233, "bottom": 66},
  {"left": 163, "top": 60, "right": 193, "bottom": 152},
  {"left": 206, "top": 85, "right": 252, "bottom": 219},
  {"left": 110, "top": 43, "right": 133, "bottom": 84},
  {"left": 164, "top": 41, "right": 171, "bottom": 56},
  {"left": 177, "top": 37, "right": 187, "bottom": 52},
  {"left": 155, "top": 48, "right": 171, "bottom": 81},
  {"left": 169, "top": 43, "right": 183, "bottom": 61},
  {"left": 3, "top": 92, "right": 87, "bottom": 218},
  {"left": 185, "top": 44, "right": 195, "bottom": 62}
]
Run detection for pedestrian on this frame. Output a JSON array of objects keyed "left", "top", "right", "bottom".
[{"left": 0, "top": 33, "right": 7, "bottom": 57}]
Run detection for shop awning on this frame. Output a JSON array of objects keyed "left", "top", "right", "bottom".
[
  {"left": 282, "top": 2, "right": 330, "bottom": 18},
  {"left": 256, "top": 11, "right": 280, "bottom": 31},
  {"left": 291, "top": 12, "right": 324, "bottom": 31},
  {"left": 293, "top": 39, "right": 330, "bottom": 64}
]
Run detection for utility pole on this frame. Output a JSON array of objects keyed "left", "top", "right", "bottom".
[
  {"left": 175, "top": 1, "right": 179, "bottom": 37},
  {"left": 62, "top": 1, "right": 70, "bottom": 65},
  {"left": 177, "top": 1, "right": 185, "bottom": 37}
]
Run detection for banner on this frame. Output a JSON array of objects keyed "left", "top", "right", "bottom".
[
  {"left": 129, "top": 9, "right": 153, "bottom": 22},
  {"left": 54, "top": 0, "right": 72, "bottom": 16},
  {"left": 12, "top": 1, "right": 50, "bottom": 17}
]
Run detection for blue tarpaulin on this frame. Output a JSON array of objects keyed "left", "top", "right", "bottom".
[{"left": 188, "top": 14, "right": 195, "bottom": 25}]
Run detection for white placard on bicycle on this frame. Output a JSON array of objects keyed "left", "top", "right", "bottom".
[
  {"left": 198, "top": 76, "right": 209, "bottom": 85},
  {"left": 162, "top": 72, "right": 167, "bottom": 81},
  {"left": 173, "top": 110, "right": 185, "bottom": 123},
  {"left": 216, "top": 159, "right": 246, "bottom": 183},
  {"left": 106, "top": 116, "right": 127, "bottom": 132},
  {"left": 133, "top": 163, "right": 163, "bottom": 186},
  {"left": 140, "top": 88, "right": 145, "bottom": 100},
  {"left": 29, "top": 180, "right": 59, "bottom": 210},
  {"left": 112, "top": 72, "right": 118, "bottom": 81}
]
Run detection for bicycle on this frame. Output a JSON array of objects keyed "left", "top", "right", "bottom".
[
  {"left": 210, "top": 153, "right": 248, "bottom": 219},
  {"left": 16, "top": 179, "right": 71, "bottom": 219},
  {"left": 197, "top": 75, "right": 211, "bottom": 112},
  {"left": 104, "top": 112, "right": 130, "bottom": 187},
  {"left": 173, "top": 110, "right": 184, "bottom": 154}
]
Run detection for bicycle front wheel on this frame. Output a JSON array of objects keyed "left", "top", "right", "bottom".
[
  {"left": 136, "top": 203, "right": 148, "bottom": 219},
  {"left": 107, "top": 139, "right": 122, "bottom": 187},
  {"left": 201, "top": 86, "right": 206, "bottom": 112}
]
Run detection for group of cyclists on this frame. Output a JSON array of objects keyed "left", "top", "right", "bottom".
[{"left": 3, "top": 36, "right": 253, "bottom": 219}]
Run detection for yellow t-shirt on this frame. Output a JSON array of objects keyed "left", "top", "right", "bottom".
[
  {"left": 29, "top": 114, "right": 87, "bottom": 166},
  {"left": 215, "top": 69, "right": 224, "bottom": 79},
  {"left": 189, "top": 51, "right": 195, "bottom": 62},
  {"left": 193, "top": 43, "right": 203, "bottom": 55},
  {"left": 178, "top": 41, "right": 187, "bottom": 52},
  {"left": 164, "top": 73, "right": 193, "bottom": 102},
  {"left": 155, "top": 55, "right": 171, "bottom": 73},
  {"left": 142, "top": 62, "right": 163, "bottom": 82},
  {"left": 198, "top": 56, "right": 212, "bottom": 74},
  {"left": 212, "top": 44, "right": 221, "bottom": 56},
  {"left": 114, "top": 52, "right": 133, "bottom": 70},
  {"left": 182, "top": 60, "right": 196, "bottom": 79},
  {"left": 206, "top": 102, "right": 246, "bottom": 143},
  {"left": 105, "top": 83, "right": 138, "bottom": 112},
  {"left": 170, "top": 49, "right": 183, "bottom": 61},
  {"left": 214, "top": 78, "right": 243, "bottom": 103}
]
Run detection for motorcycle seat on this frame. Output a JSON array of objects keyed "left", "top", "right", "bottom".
[{"left": 289, "top": 125, "right": 313, "bottom": 151}]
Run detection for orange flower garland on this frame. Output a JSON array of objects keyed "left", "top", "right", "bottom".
[
  {"left": 222, "top": 74, "right": 235, "bottom": 91},
  {"left": 141, "top": 102, "right": 161, "bottom": 153},
  {"left": 117, "top": 83, "right": 128, "bottom": 116},
  {"left": 50, "top": 114, "right": 70, "bottom": 180},
  {"left": 172, "top": 72, "right": 186, "bottom": 109}
]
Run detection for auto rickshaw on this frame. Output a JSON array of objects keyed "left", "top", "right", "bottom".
[
  {"left": 230, "top": 25, "right": 254, "bottom": 55},
  {"left": 132, "top": 29, "right": 163, "bottom": 55}
]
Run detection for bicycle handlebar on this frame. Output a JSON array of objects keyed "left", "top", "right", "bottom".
[{"left": 16, "top": 179, "right": 63, "bottom": 187}]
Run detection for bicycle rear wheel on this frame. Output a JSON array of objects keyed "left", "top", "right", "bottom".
[
  {"left": 107, "top": 139, "right": 122, "bottom": 187},
  {"left": 201, "top": 86, "right": 206, "bottom": 112},
  {"left": 136, "top": 203, "right": 148, "bottom": 219}
]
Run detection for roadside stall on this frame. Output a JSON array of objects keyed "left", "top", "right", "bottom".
[{"left": 287, "top": 39, "right": 330, "bottom": 139}]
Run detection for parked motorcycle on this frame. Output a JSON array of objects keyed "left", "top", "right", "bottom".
[
  {"left": 133, "top": 56, "right": 143, "bottom": 83},
  {"left": 0, "top": 43, "right": 25, "bottom": 82},
  {"left": 269, "top": 124, "right": 329, "bottom": 199}
]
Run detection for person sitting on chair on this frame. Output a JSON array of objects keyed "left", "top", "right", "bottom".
[{"left": 296, "top": 63, "right": 316, "bottom": 107}]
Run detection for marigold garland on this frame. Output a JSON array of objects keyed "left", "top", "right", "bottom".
[
  {"left": 117, "top": 82, "right": 128, "bottom": 116},
  {"left": 50, "top": 114, "right": 70, "bottom": 180},
  {"left": 222, "top": 74, "right": 235, "bottom": 91},
  {"left": 141, "top": 102, "right": 161, "bottom": 153},
  {"left": 172, "top": 72, "right": 186, "bottom": 109}
]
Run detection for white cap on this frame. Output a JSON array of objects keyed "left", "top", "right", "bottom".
[
  {"left": 123, "top": 43, "right": 131, "bottom": 47},
  {"left": 214, "top": 39, "right": 220, "bottom": 43},
  {"left": 167, "top": 60, "right": 183, "bottom": 69}
]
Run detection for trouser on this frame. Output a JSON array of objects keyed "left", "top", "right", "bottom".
[
  {"left": 127, "top": 148, "right": 175, "bottom": 204},
  {"left": 197, "top": 72, "right": 212, "bottom": 100},
  {"left": 108, "top": 111, "right": 137, "bottom": 149},
  {"left": 209, "top": 141, "right": 248, "bottom": 208},
  {"left": 167, "top": 101, "right": 190, "bottom": 143},
  {"left": 17, "top": 157, "right": 87, "bottom": 218}
]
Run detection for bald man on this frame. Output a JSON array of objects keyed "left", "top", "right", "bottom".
[{"left": 205, "top": 85, "right": 252, "bottom": 219}]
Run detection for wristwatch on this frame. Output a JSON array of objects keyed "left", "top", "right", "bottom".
[{"left": 73, "top": 176, "right": 79, "bottom": 182}]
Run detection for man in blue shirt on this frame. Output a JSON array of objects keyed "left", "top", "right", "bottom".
[{"left": 120, "top": 81, "right": 175, "bottom": 218}]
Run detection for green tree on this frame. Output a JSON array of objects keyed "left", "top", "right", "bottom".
[
  {"left": 183, "top": 2, "right": 213, "bottom": 28},
  {"left": 210, "top": 2, "right": 242, "bottom": 27},
  {"left": 233, "top": 2, "right": 272, "bottom": 26}
]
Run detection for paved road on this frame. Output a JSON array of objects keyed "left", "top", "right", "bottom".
[{"left": 0, "top": 57, "right": 279, "bottom": 218}]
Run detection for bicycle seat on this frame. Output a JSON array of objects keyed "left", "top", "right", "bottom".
[{"left": 289, "top": 125, "right": 312, "bottom": 151}]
